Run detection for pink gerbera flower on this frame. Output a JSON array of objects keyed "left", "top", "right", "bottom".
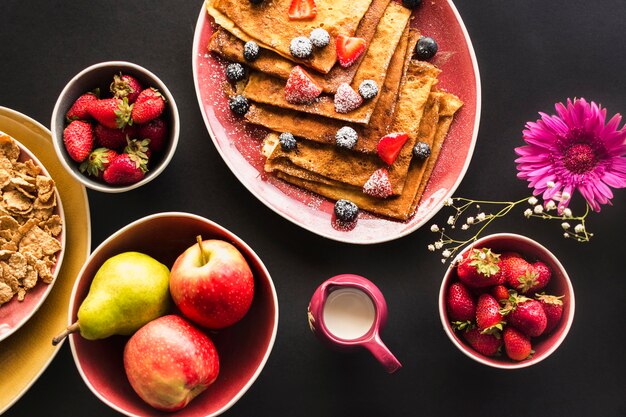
[{"left": 515, "top": 98, "right": 626, "bottom": 212}]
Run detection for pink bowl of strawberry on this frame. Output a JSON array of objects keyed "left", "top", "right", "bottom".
[
  {"left": 438, "top": 233, "right": 575, "bottom": 369},
  {"left": 51, "top": 61, "right": 179, "bottom": 192}
]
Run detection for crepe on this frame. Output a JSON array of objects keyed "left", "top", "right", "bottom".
[
  {"left": 207, "top": 0, "right": 373, "bottom": 74},
  {"left": 264, "top": 61, "right": 439, "bottom": 195},
  {"left": 208, "top": 0, "right": 391, "bottom": 93},
  {"left": 244, "top": 29, "right": 426, "bottom": 154},
  {"left": 240, "top": 1, "right": 412, "bottom": 125},
  {"left": 264, "top": 91, "right": 463, "bottom": 220}
]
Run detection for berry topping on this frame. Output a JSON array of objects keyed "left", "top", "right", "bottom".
[
  {"left": 288, "top": 0, "right": 317, "bottom": 20},
  {"left": 415, "top": 36, "right": 438, "bottom": 60},
  {"left": 412, "top": 141, "right": 431, "bottom": 160},
  {"left": 358, "top": 80, "right": 378, "bottom": 100},
  {"left": 225, "top": 63, "right": 246, "bottom": 82},
  {"left": 402, "top": 0, "right": 423, "bottom": 9},
  {"left": 377, "top": 132, "right": 409, "bottom": 165},
  {"left": 309, "top": 28, "right": 330, "bottom": 48},
  {"left": 131, "top": 88, "right": 166, "bottom": 124},
  {"left": 334, "top": 83, "right": 363, "bottom": 113},
  {"left": 289, "top": 36, "right": 313, "bottom": 59},
  {"left": 335, "top": 126, "right": 358, "bottom": 149},
  {"left": 66, "top": 91, "right": 98, "bottom": 121},
  {"left": 334, "top": 199, "right": 359, "bottom": 223},
  {"left": 229, "top": 95, "right": 250, "bottom": 115},
  {"left": 363, "top": 168, "right": 392, "bottom": 198},
  {"left": 335, "top": 35, "right": 367, "bottom": 68},
  {"left": 243, "top": 41, "right": 260, "bottom": 61},
  {"left": 284, "top": 66, "right": 322, "bottom": 104},
  {"left": 110, "top": 73, "right": 142, "bottom": 103},
  {"left": 279, "top": 132, "right": 297, "bottom": 151},
  {"left": 63, "top": 120, "right": 94, "bottom": 163}
]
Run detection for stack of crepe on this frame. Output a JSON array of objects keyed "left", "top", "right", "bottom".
[{"left": 206, "top": 0, "right": 463, "bottom": 221}]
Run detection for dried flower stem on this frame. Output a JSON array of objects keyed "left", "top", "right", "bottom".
[{"left": 429, "top": 196, "right": 592, "bottom": 263}]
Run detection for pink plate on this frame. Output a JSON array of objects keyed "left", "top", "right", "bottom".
[
  {"left": 192, "top": 0, "right": 481, "bottom": 244},
  {"left": 0, "top": 135, "right": 66, "bottom": 342}
]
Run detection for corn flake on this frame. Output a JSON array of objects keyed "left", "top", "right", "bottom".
[{"left": 0, "top": 132, "right": 63, "bottom": 306}]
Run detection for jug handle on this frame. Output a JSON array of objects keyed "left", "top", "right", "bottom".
[{"left": 363, "top": 333, "right": 402, "bottom": 374}]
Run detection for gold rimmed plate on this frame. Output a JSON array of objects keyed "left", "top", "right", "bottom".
[{"left": 0, "top": 107, "right": 91, "bottom": 413}]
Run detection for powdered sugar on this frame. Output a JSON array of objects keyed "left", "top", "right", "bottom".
[
  {"left": 309, "top": 28, "right": 330, "bottom": 48},
  {"left": 335, "top": 126, "right": 358, "bottom": 149},
  {"left": 358, "top": 80, "right": 379, "bottom": 100},
  {"left": 363, "top": 168, "right": 392, "bottom": 198},
  {"left": 290, "top": 36, "right": 313, "bottom": 59},
  {"left": 285, "top": 66, "right": 322, "bottom": 104},
  {"left": 334, "top": 83, "right": 363, "bottom": 114}
]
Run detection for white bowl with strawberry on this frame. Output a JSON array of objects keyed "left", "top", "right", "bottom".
[
  {"left": 439, "top": 233, "right": 575, "bottom": 369},
  {"left": 51, "top": 61, "right": 179, "bottom": 192}
]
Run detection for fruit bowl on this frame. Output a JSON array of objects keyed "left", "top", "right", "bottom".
[
  {"left": 0, "top": 133, "right": 66, "bottom": 342},
  {"left": 438, "top": 233, "right": 575, "bottom": 369},
  {"left": 66, "top": 212, "right": 278, "bottom": 416},
  {"left": 50, "top": 61, "right": 180, "bottom": 193}
]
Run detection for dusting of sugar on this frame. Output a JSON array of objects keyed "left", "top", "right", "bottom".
[
  {"left": 363, "top": 168, "right": 392, "bottom": 198},
  {"left": 334, "top": 83, "right": 363, "bottom": 114},
  {"left": 335, "top": 126, "right": 358, "bottom": 149},
  {"left": 289, "top": 36, "right": 313, "bottom": 59},
  {"left": 310, "top": 28, "right": 330, "bottom": 48}
]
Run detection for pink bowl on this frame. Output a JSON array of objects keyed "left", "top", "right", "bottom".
[
  {"left": 438, "top": 233, "right": 575, "bottom": 369},
  {"left": 67, "top": 212, "right": 278, "bottom": 416}
]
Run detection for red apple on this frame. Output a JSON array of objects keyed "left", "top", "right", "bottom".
[
  {"left": 123, "top": 315, "right": 219, "bottom": 412},
  {"left": 170, "top": 238, "right": 254, "bottom": 329}
]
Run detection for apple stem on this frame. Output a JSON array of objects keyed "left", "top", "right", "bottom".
[
  {"left": 196, "top": 235, "right": 207, "bottom": 265},
  {"left": 52, "top": 321, "right": 80, "bottom": 346}
]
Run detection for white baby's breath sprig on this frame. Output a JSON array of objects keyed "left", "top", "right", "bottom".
[{"left": 428, "top": 195, "right": 594, "bottom": 262}]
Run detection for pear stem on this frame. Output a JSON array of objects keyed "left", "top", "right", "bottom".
[
  {"left": 52, "top": 321, "right": 80, "bottom": 346},
  {"left": 196, "top": 235, "right": 207, "bottom": 265}
]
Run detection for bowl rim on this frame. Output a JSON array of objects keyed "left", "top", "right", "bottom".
[
  {"left": 67, "top": 211, "right": 279, "bottom": 416},
  {"left": 0, "top": 132, "right": 67, "bottom": 343},
  {"left": 438, "top": 232, "right": 576, "bottom": 369},
  {"left": 50, "top": 61, "right": 180, "bottom": 193}
]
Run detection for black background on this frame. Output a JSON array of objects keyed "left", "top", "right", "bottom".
[{"left": 2, "top": 1, "right": 626, "bottom": 416}]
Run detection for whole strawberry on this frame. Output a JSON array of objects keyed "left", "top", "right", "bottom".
[
  {"left": 102, "top": 154, "right": 147, "bottom": 185},
  {"left": 529, "top": 261, "right": 552, "bottom": 292},
  {"left": 79, "top": 148, "right": 118, "bottom": 178},
  {"left": 446, "top": 282, "right": 476, "bottom": 322},
  {"left": 110, "top": 73, "right": 142, "bottom": 103},
  {"left": 505, "top": 293, "right": 547, "bottom": 337},
  {"left": 457, "top": 248, "right": 504, "bottom": 288},
  {"left": 502, "top": 255, "right": 533, "bottom": 292},
  {"left": 536, "top": 293, "right": 564, "bottom": 334},
  {"left": 66, "top": 91, "right": 98, "bottom": 121},
  {"left": 476, "top": 294, "right": 504, "bottom": 334},
  {"left": 131, "top": 88, "right": 165, "bottom": 124},
  {"left": 94, "top": 124, "right": 138, "bottom": 150},
  {"left": 491, "top": 285, "right": 510, "bottom": 302},
  {"left": 88, "top": 97, "right": 132, "bottom": 129},
  {"left": 463, "top": 327, "right": 502, "bottom": 357},
  {"left": 63, "top": 120, "right": 94, "bottom": 162},
  {"left": 138, "top": 118, "right": 168, "bottom": 153},
  {"left": 503, "top": 326, "right": 532, "bottom": 361}
]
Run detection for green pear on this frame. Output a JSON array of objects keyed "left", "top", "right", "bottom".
[{"left": 52, "top": 252, "right": 170, "bottom": 345}]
